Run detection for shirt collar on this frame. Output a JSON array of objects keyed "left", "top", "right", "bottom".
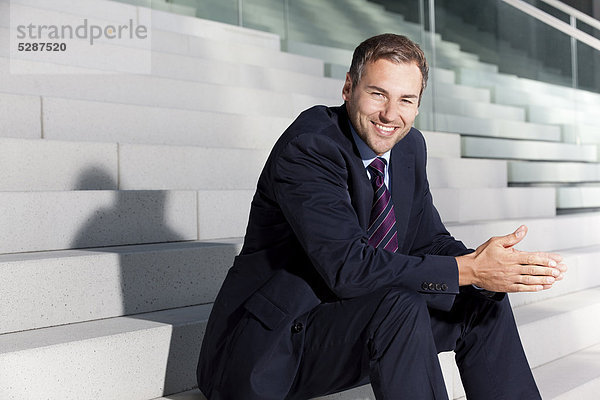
[{"left": 349, "top": 122, "right": 391, "bottom": 169}]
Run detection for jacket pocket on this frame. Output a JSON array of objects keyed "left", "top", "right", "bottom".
[{"left": 244, "top": 291, "right": 288, "bottom": 330}]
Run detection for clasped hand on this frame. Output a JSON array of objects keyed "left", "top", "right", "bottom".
[{"left": 456, "top": 225, "right": 567, "bottom": 293}]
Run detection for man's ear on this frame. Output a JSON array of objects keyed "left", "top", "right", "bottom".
[{"left": 342, "top": 72, "right": 352, "bottom": 101}]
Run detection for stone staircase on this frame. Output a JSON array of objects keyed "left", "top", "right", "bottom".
[{"left": 1, "top": 0, "right": 600, "bottom": 399}]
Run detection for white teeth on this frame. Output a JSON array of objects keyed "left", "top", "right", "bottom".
[{"left": 375, "top": 123, "right": 395, "bottom": 132}]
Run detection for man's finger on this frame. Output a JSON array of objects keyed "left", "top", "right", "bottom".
[
  {"left": 515, "top": 251, "right": 559, "bottom": 268},
  {"left": 497, "top": 225, "right": 527, "bottom": 248},
  {"left": 508, "top": 283, "right": 544, "bottom": 292},
  {"left": 557, "top": 263, "right": 568, "bottom": 273},
  {"left": 517, "top": 274, "right": 555, "bottom": 286},
  {"left": 548, "top": 253, "right": 563, "bottom": 264},
  {"left": 520, "top": 265, "right": 560, "bottom": 277}
]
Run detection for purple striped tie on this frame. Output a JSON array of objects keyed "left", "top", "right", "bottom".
[{"left": 367, "top": 157, "right": 399, "bottom": 253}]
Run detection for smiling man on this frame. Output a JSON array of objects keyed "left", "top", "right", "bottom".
[{"left": 197, "top": 34, "right": 566, "bottom": 400}]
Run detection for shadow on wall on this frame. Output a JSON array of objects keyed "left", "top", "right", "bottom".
[{"left": 69, "top": 166, "right": 235, "bottom": 396}]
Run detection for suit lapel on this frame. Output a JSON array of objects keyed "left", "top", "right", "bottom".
[
  {"left": 390, "top": 137, "right": 415, "bottom": 251},
  {"left": 335, "top": 105, "right": 374, "bottom": 229}
]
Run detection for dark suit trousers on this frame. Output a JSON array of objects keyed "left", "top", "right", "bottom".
[{"left": 285, "top": 288, "right": 541, "bottom": 400}]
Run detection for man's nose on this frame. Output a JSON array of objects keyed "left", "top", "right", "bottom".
[{"left": 379, "top": 102, "right": 398, "bottom": 122}]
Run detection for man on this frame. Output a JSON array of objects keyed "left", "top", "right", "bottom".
[{"left": 197, "top": 34, "right": 566, "bottom": 399}]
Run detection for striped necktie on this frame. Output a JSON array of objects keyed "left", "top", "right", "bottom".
[{"left": 367, "top": 157, "right": 399, "bottom": 253}]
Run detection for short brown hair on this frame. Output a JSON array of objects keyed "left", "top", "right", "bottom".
[{"left": 348, "top": 33, "right": 429, "bottom": 97}]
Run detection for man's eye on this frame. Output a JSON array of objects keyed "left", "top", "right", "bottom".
[{"left": 371, "top": 92, "right": 384, "bottom": 99}]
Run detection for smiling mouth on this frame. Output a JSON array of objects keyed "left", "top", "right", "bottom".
[{"left": 372, "top": 122, "right": 398, "bottom": 136}]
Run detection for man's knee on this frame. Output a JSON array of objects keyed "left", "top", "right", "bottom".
[
  {"left": 376, "top": 287, "right": 429, "bottom": 316},
  {"left": 369, "top": 288, "right": 432, "bottom": 349}
]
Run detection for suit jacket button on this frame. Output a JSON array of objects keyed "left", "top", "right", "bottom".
[
  {"left": 421, "top": 282, "right": 429, "bottom": 290},
  {"left": 441, "top": 283, "right": 448, "bottom": 291},
  {"left": 435, "top": 283, "right": 442, "bottom": 291},
  {"left": 291, "top": 322, "right": 303, "bottom": 334},
  {"left": 428, "top": 282, "right": 435, "bottom": 290}
]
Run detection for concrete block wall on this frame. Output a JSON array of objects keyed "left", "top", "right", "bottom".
[{"left": 1, "top": 0, "right": 599, "bottom": 399}]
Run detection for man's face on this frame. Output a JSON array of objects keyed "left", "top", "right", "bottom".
[{"left": 342, "top": 59, "right": 422, "bottom": 156}]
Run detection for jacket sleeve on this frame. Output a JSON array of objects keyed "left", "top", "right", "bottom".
[
  {"left": 410, "top": 134, "right": 473, "bottom": 256},
  {"left": 271, "top": 133, "right": 459, "bottom": 311},
  {"left": 406, "top": 133, "right": 505, "bottom": 302}
]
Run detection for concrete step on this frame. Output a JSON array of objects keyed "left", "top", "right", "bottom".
[
  {"left": 462, "top": 137, "right": 598, "bottom": 162},
  {"left": 151, "top": 3, "right": 281, "bottom": 49},
  {"left": 0, "top": 304, "right": 212, "bottom": 400},
  {"left": 446, "top": 212, "right": 600, "bottom": 253},
  {"left": 457, "top": 66, "right": 600, "bottom": 106},
  {"left": 0, "top": 191, "right": 197, "bottom": 254},
  {"left": 0, "top": 26, "right": 336, "bottom": 97},
  {"left": 452, "top": 287, "right": 600, "bottom": 399},
  {"left": 40, "top": 97, "right": 293, "bottom": 148},
  {"left": 83, "top": 143, "right": 506, "bottom": 191},
  {"left": 427, "top": 157, "right": 507, "bottom": 189},
  {"left": 118, "top": 144, "right": 269, "bottom": 190},
  {"left": 0, "top": 187, "right": 257, "bottom": 252},
  {"left": 0, "top": 137, "right": 118, "bottom": 190},
  {"left": 456, "top": 71, "right": 600, "bottom": 119},
  {"left": 432, "top": 68, "right": 457, "bottom": 85},
  {"left": 13, "top": 219, "right": 591, "bottom": 338},
  {"left": 0, "top": 185, "right": 564, "bottom": 333},
  {"left": 492, "top": 85, "right": 600, "bottom": 114},
  {"left": 528, "top": 105, "right": 600, "bottom": 127},
  {"left": 563, "top": 124, "right": 600, "bottom": 146},
  {"left": 4, "top": 284, "right": 596, "bottom": 400},
  {"left": 456, "top": 67, "right": 521, "bottom": 90},
  {"left": 432, "top": 187, "right": 555, "bottom": 223},
  {"left": 557, "top": 186, "right": 600, "bottom": 209},
  {"left": 147, "top": 51, "right": 341, "bottom": 97},
  {"left": 426, "top": 96, "right": 525, "bottom": 121},
  {"left": 0, "top": 239, "right": 241, "bottom": 334},
  {"left": 149, "top": 29, "right": 324, "bottom": 76},
  {"left": 0, "top": 138, "right": 269, "bottom": 191},
  {"left": 0, "top": 303, "right": 453, "bottom": 400},
  {"left": 420, "top": 81, "right": 492, "bottom": 103},
  {"left": 0, "top": 137, "right": 504, "bottom": 192},
  {"left": 508, "top": 161, "right": 600, "bottom": 184},
  {"left": 517, "top": 76, "right": 600, "bottom": 104},
  {"left": 0, "top": 92, "right": 40, "bottom": 139},
  {"left": 534, "top": 343, "right": 600, "bottom": 400},
  {"left": 422, "top": 131, "right": 461, "bottom": 158},
  {"left": 515, "top": 287, "right": 600, "bottom": 369},
  {"left": 197, "top": 190, "right": 254, "bottom": 240},
  {"left": 0, "top": 58, "right": 339, "bottom": 119},
  {"left": 4, "top": 0, "right": 281, "bottom": 50},
  {"left": 427, "top": 113, "right": 562, "bottom": 141}
]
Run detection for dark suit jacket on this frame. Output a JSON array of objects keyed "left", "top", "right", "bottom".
[{"left": 197, "top": 104, "right": 473, "bottom": 399}]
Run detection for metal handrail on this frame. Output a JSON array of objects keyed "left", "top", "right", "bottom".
[
  {"left": 502, "top": 0, "right": 600, "bottom": 52},
  {"left": 539, "top": 0, "right": 600, "bottom": 32}
]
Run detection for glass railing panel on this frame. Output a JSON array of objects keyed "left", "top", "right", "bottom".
[
  {"left": 524, "top": 0, "right": 571, "bottom": 23},
  {"left": 241, "top": 0, "right": 286, "bottom": 38},
  {"left": 434, "top": 0, "right": 574, "bottom": 88},
  {"left": 192, "top": 0, "right": 239, "bottom": 25},
  {"left": 575, "top": 16, "right": 600, "bottom": 93},
  {"left": 577, "top": 39, "right": 600, "bottom": 95},
  {"left": 129, "top": 0, "right": 241, "bottom": 25}
]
